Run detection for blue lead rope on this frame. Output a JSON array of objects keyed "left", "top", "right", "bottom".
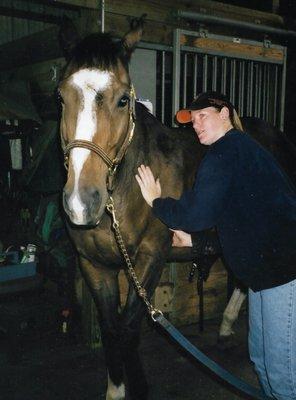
[{"left": 155, "top": 314, "right": 273, "bottom": 399}]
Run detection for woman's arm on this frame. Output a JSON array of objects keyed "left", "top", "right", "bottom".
[
  {"left": 136, "top": 137, "right": 237, "bottom": 232},
  {"left": 172, "top": 229, "right": 222, "bottom": 256}
]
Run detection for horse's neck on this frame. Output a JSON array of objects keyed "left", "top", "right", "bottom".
[
  {"left": 126, "top": 110, "right": 158, "bottom": 162},
  {"left": 115, "top": 106, "right": 201, "bottom": 196}
]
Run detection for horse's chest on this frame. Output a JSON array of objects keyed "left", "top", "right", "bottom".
[
  {"left": 67, "top": 214, "right": 139, "bottom": 267},
  {"left": 68, "top": 219, "right": 122, "bottom": 267}
]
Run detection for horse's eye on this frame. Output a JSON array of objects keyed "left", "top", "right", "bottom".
[{"left": 118, "top": 95, "right": 129, "bottom": 108}]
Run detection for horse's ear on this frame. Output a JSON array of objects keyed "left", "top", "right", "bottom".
[
  {"left": 121, "top": 14, "right": 146, "bottom": 60},
  {"left": 58, "top": 16, "right": 81, "bottom": 62}
]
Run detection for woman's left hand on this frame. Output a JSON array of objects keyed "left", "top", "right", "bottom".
[
  {"left": 171, "top": 230, "right": 192, "bottom": 247},
  {"left": 135, "top": 165, "right": 161, "bottom": 207}
]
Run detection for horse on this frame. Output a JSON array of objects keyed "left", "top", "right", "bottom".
[{"left": 58, "top": 18, "right": 296, "bottom": 400}]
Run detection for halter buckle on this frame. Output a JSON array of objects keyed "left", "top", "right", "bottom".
[
  {"left": 108, "top": 163, "right": 118, "bottom": 176},
  {"left": 64, "top": 156, "right": 69, "bottom": 170},
  {"left": 107, "top": 164, "right": 118, "bottom": 193}
]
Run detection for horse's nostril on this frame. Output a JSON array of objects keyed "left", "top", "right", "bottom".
[
  {"left": 93, "top": 189, "right": 100, "bottom": 202},
  {"left": 63, "top": 188, "right": 68, "bottom": 202},
  {"left": 82, "top": 187, "right": 100, "bottom": 200}
]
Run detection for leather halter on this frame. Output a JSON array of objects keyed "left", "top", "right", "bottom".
[{"left": 63, "top": 85, "right": 136, "bottom": 192}]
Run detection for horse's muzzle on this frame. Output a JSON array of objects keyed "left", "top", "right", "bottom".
[{"left": 63, "top": 186, "right": 104, "bottom": 226}]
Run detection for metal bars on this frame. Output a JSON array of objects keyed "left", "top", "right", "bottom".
[
  {"left": 140, "top": 29, "right": 286, "bottom": 129},
  {"left": 172, "top": 29, "right": 287, "bottom": 130},
  {"left": 173, "top": 52, "right": 284, "bottom": 128}
]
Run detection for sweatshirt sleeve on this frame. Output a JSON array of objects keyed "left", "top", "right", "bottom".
[
  {"left": 152, "top": 138, "right": 236, "bottom": 231},
  {"left": 191, "top": 230, "right": 222, "bottom": 256}
]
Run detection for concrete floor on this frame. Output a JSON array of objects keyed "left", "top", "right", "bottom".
[{"left": 0, "top": 290, "right": 260, "bottom": 400}]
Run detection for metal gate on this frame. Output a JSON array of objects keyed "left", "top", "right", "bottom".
[
  {"left": 172, "top": 29, "right": 287, "bottom": 130},
  {"left": 136, "top": 29, "right": 287, "bottom": 129}
]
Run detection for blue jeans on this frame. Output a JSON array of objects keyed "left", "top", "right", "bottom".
[{"left": 249, "top": 279, "right": 296, "bottom": 400}]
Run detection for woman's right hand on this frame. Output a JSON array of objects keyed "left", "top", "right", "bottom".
[
  {"left": 135, "top": 165, "right": 161, "bottom": 207},
  {"left": 171, "top": 230, "right": 192, "bottom": 247}
]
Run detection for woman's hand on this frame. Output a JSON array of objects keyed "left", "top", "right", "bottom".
[
  {"left": 135, "top": 165, "right": 161, "bottom": 207},
  {"left": 171, "top": 229, "right": 192, "bottom": 247}
]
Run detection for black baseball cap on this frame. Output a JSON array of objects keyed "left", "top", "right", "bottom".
[{"left": 176, "top": 91, "right": 234, "bottom": 123}]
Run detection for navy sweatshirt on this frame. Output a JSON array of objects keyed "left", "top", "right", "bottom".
[{"left": 153, "top": 129, "right": 296, "bottom": 291}]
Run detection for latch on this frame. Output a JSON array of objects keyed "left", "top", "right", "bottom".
[
  {"left": 233, "top": 37, "right": 241, "bottom": 44},
  {"left": 263, "top": 38, "right": 271, "bottom": 48}
]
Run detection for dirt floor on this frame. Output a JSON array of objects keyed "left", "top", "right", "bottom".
[{"left": 0, "top": 286, "right": 260, "bottom": 400}]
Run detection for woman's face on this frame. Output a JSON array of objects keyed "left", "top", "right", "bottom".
[{"left": 191, "top": 106, "right": 230, "bottom": 145}]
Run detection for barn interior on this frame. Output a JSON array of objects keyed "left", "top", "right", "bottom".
[{"left": 0, "top": 1, "right": 295, "bottom": 399}]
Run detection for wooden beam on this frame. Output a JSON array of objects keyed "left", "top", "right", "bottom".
[
  {"left": 0, "top": 6, "right": 63, "bottom": 24},
  {"left": 18, "top": 0, "right": 95, "bottom": 11},
  {"left": 0, "top": 10, "right": 100, "bottom": 71},
  {"left": 272, "top": 0, "right": 280, "bottom": 13},
  {"left": 182, "top": 36, "right": 285, "bottom": 62},
  {"left": 105, "top": 0, "right": 283, "bottom": 27},
  {"left": 55, "top": 0, "right": 98, "bottom": 8},
  {"left": 0, "top": 0, "right": 285, "bottom": 72},
  {"left": 0, "top": 27, "right": 62, "bottom": 72}
]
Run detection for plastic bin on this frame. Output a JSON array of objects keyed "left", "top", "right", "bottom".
[{"left": 0, "top": 251, "right": 36, "bottom": 282}]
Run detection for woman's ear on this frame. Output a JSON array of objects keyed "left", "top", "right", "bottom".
[{"left": 220, "top": 106, "right": 230, "bottom": 120}]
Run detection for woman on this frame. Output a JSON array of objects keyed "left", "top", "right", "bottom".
[{"left": 135, "top": 91, "right": 296, "bottom": 400}]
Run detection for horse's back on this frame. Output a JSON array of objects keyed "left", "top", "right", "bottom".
[{"left": 242, "top": 117, "right": 296, "bottom": 185}]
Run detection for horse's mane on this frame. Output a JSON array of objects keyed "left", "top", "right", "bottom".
[{"left": 70, "top": 33, "right": 128, "bottom": 70}]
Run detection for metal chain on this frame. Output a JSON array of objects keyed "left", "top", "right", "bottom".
[{"left": 106, "top": 196, "right": 162, "bottom": 321}]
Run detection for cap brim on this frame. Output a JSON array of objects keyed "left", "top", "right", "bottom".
[{"left": 176, "top": 109, "right": 192, "bottom": 124}]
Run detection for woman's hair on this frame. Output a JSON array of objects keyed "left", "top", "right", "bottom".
[
  {"left": 232, "top": 109, "right": 243, "bottom": 131},
  {"left": 209, "top": 101, "right": 243, "bottom": 132}
]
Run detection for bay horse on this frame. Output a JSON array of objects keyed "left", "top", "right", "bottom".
[{"left": 58, "top": 18, "right": 296, "bottom": 400}]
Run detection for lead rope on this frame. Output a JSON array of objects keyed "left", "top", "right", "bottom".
[
  {"left": 105, "top": 196, "right": 272, "bottom": 400},
  {"left": 106, "top": 196, "right": 162, "bottom": 321}
]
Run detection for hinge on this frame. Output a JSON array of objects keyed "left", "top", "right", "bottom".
[
  {"left": 233, "top": 37, "right": 241, "bottom": 44},
  {"left": 197, "top": 26, "right": 208, "bottom": 38}
]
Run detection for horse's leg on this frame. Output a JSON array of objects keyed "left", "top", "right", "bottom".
[
  {"left": 219, "top": 287, "right": 247, "bottom": 338},
  {"left": 79, "top": 257, "right": 125, "bottom": 400},
  {"left": 120, "top": 251, "right": 165, "bottom": 400}
]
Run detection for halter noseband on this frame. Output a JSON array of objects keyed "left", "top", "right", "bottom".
[{"left": 63, "top": 85, "right": 136, "bottom": 192}]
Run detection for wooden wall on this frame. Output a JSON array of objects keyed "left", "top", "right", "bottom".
[
  {"left": 0, "top": 0, "right": 286, "bottom": 121},
  {"left": 117, "top": 259, "right": 228, "bottom": 326},
  {"left": 155, "top": 259, "right": 228, "bottom": 326},
  {"left": 80, "top": 258, "right": 229, "bottom": 348},
  {"left": 0, "top": 0, "right": 284, "bottom": 71}
]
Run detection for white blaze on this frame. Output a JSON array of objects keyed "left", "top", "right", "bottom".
[{"left": 68, "top": 69, "right": 111, "bottom": 223}]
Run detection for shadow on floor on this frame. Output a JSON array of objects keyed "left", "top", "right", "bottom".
[{"left": 0, "top": 290, "right": 260, "bottom": 400}]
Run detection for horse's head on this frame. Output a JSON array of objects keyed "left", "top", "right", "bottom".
[{"left": 58, "top": 18, "right": 144, "bottom": 226}]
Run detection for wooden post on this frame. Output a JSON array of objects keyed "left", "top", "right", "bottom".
[{"left": 272, "top": 0, "right": 280, "bottom": 13}]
